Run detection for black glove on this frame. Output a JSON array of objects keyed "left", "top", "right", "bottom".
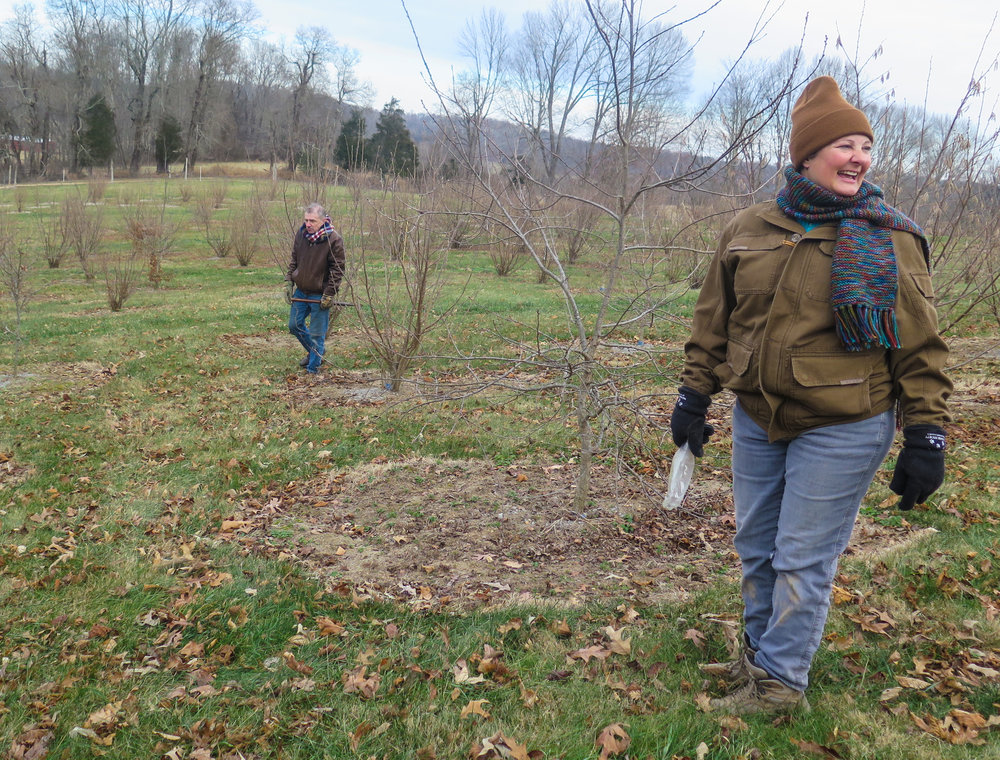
[
  {"left": 889, "top": 424, "right": 946, "bottom": 510},
  {"left": 320, "top": 294, "right": 334, "bottom": 310},
  {"left": 284, "top": 280, "right": 295, "bottom": 304},
  {"left": 671, "top": 386, "right": 714, "bottom": 457}
]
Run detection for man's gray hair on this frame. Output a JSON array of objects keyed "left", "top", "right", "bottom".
[{"left": 305, "top": 202, "right": 326, "bottom": 217}]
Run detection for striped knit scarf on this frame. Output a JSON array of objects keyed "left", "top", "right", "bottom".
[
  {"left": 303, "top": 216, "right": 335, "bottom": 243},
  {"left": 776, "top": 166, "right": 926, "bottom": 351}
]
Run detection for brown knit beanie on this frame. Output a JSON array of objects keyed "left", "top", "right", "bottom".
[{"left": 788, "top": 76, "right": 873, "bottom": 169}]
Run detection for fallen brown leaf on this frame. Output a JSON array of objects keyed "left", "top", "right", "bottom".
[
  {"left": 453, "top": 659, "right": 486, "bottom": 685},
  {"left": 461, "top": 699, "right": 492, "bottom": 720},
  {"left": 316, "top": 616, "right": 345, "bottom": 636},
  {"left": 684, "top": 627, "right": 707, "bottom": 651},
  {"left": 471, "top": 731, "right": 541, "bottom": 760},
  {"left": 569, "top": 644, "right": 611, "bottom": 663},
  {"left": 282, "top": 651, "right": 314, "bottom": 675},
  {"left": 603, "top": 626, "right": 631, "bottom": 656},
  {"left": 595, "top": 723, "right": 630, "bottom": 760},
  {"left": 343, "top": 665, "right": 381, "bottom": 699},
  {"left": 896, "top": 675, "right": 931, "bottom": 689}
]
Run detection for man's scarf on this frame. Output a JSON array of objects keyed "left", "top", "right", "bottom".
[
  {"left": 303, "top": 216, "right": 335, "bottom": 243},
  {"left": 776, "top": 166, "right": 927, "bottom": 351}
]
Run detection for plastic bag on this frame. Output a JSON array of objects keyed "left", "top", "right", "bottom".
[{"left": 662, "top": 443, "right": 694, "bottom": 510}]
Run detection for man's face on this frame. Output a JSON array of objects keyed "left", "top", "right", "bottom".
[{"left": 303, "top": 212, "right": 323, "bottom": 234}]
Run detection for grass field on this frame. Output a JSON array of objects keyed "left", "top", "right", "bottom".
[{"left": 1, "top": 176, "right": 999, "bottom": 759}]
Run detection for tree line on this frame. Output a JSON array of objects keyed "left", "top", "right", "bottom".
[{"left": 0, "top": 0, "right": 408, "bottom": 179}]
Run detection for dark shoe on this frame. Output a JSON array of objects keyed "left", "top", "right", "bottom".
[
  {"left": 709, "top": 660, "right": 810, "bottom": 715},
  {"left": 299, "top": 356, "right": 309, "bottom": 368}
]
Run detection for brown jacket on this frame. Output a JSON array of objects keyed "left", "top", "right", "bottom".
[
  {"left": 681, "top": 201, "right": 951, "bottom": 441},
  {"left": 286, "top": 226, "right": 346, "bottom": 297}
]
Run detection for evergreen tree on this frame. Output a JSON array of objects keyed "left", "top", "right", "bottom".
[
  {"left": 78, "top": 94, "right": 116, "bottom": 169},
  {"left": 367, "top": 98, "right": 419, "bottom": 177},
  {"left": 334, "top": 109, "right": 367, "bottom": 171},
  {"left": 155, "top": 115, "right": 184, "bottom": 174}
]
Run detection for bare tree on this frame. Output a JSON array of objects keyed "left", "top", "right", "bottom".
[
  {"left": 486, "top": 224, "right": 529, "bottom": 276},
  {"left": 183, "top": 0, "right": 258, "bottom": 170},
  {"left": 203, "top": 217, "right": 232, "bottom": 258},
  {"left": 351, "top": 198, "right": 465, "bottom": 392},
  {"left": 111, "top": 0, "right": 191, "bottom": 174},
  {"left": 405, "top": 0, "right": 792, "bottom": 508},
  {"left": 504, "top": 1, "right": 599, "bottom": 185},
  {"left": 229, "top": 203, "right": 261, "bottom": 267},
  {"left": 286, "top": 26, "right": 328, "bottom": 173},
  {"left": 48, "top": 0, "right": 113, "bottom": 173},
  {"left": 0, "top": 214, "right": 33, "bottom": 376},
  {"left": 452, "top": 9, "right": 508, "bottom": 171},
  {"left": 230, "top": 38, "right": 288, "bottom": 168},
  {"left": 330, "top": 45, "right": 372, "bottom": 108},
  {"left": 62, "top": 193, "right": 105, "bottom": 280},
  {"left": 41, "top": 209, "right": 70, "bottom": 268},
  {"left": 119, "top": 185, "right": 177, "bottom": 288},
  {"left": 0, "top": 6, "right": 55, "bottom": 177},
  {"left": 99, "top": 247, "right": 142, "bottom": 311},
  {"left": 707, "top": 47, "right": 813, "bottom": 201}
]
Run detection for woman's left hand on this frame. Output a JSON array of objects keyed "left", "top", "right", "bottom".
[{"left": 890, "top": 425, "right": 946, "bottom": 509}]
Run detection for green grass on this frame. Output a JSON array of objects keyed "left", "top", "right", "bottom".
[{"left": 1, "top": 177, "right": 999, "bottom": 758}]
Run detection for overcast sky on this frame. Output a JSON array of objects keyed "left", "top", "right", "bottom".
[
  {"left": 300, "top": 0, "right": 1000, "bottom": 119},
  {"left": 3, "top": 0, "right": 998, "bottom": 119}
]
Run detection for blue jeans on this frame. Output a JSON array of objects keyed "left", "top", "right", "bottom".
[
  {"left": 731, "top": 402, "right": 894, "bottom": 692},
  {"left": 288, "top": 288, "right": 329, "bottom": 373}
]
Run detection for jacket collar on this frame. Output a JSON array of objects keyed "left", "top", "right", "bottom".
[{"left": 757, "top": 202, "right": 838, "bottom": 241}]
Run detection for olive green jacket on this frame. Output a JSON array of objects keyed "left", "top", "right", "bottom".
[{"left": 680, "top": 201, "right": 951, "bottom": 442}]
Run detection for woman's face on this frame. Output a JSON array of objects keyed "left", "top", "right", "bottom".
[{"left": 801, "top": 134, "right": 872, "bottom": 196}]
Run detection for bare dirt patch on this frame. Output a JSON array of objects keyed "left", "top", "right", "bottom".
[
  {"left": 281, "top": 368, "right": 395, "bottom": 407},
  {"left": 239, "top": 454, "right": 921, "bottom": 611}
]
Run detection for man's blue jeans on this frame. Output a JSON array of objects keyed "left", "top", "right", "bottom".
[
  {"left": 288, "top": 288, "right": 329, "bottom": 373},
  {"left": 731, "top": 402, "right": 895, "bottom": 692}
]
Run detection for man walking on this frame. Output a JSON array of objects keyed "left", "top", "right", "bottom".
[{"left": 284, "top": 203, "right": 346, "bottom": 373}]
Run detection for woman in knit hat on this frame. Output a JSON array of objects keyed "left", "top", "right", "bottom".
[{"left": 671, "top": 76, "right": 951, "bottom": 715}]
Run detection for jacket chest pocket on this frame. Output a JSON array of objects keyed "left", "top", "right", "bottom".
[
  {"left": 727, "top": 234, "right": 791, "bottom": 295},
  {"left": 803, "top": 240, "right": 835, "bottom": 302}
]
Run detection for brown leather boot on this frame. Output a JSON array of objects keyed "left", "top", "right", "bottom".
[
  {"left": 699, "top": 633, "right": 756, "bottom": 688},
  {"left": 709, "top": 660, "right": 810, "bottom": 715}
]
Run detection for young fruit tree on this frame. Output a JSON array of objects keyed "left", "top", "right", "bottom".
[
  {"left": 0, "top": 216, "right": 33, "bottom": 377},
  {"left": 405, "top": 0, "right": 802, "bottom": 508}
]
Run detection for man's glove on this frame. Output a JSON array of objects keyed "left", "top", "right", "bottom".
[
  {"left": 889, "top": 424, "right": 946, "bottom": 510},
  {"left": 671, "top": 386, "right": 714, "bottom": 457},
  {"left": 284, "top": 280, "right": 295, "bottom": 304},
  {"left": 320, "top": 294, "right": 334, "bottom": 310}
]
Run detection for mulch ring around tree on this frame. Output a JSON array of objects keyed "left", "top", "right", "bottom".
[{"left": 229, "top": 456, "right": 924, "bottom": 610}]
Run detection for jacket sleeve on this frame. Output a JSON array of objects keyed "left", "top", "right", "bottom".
[
  {"left": 680, "top": 224, "right": 738, "bottom": 397},
  {"left": 324, "top": 232, "right": 346, "bottom": 297},
  {"left": 286, "top": 229, "right": 300, "bottom": 282},
  {"left": 888, "top": 231, "right": 952, "bottom": 427}
]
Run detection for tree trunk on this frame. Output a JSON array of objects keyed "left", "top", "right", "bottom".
[{"left": 572, "top": 376, "right": 594, "bottom": 511}]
